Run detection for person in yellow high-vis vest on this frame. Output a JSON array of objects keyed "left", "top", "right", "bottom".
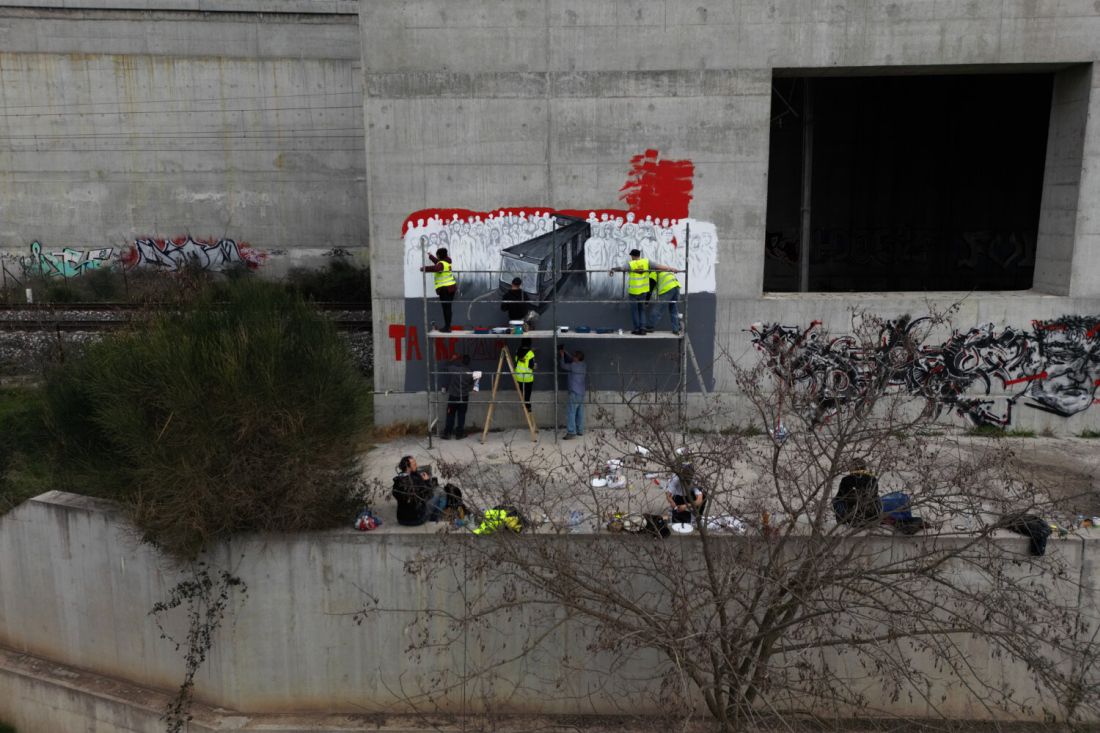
[
  {"left": 608, "top": 249, "right": 679, "bottom": 335},
  {"left": 649, "top": 269, "right": 683, "bottom": 335},
  {"left": 514, "top": 338, "right": 536, "bottom": 414},
  {"left": 419, "top": 247, "right": 457, "bottom": 332}
]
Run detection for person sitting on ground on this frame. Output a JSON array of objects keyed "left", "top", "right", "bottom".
[
  {"left": 392, "top": 456, "right": 447, "bottom": 526},
  {"left": 501, "top": 277, "right": 538, "bottom": 329},
  {"left": 664, "top": 462, "right": 705, "bottom": 524},
  {"left": 833, "top": 458, "right": 880, "bottom": 525}
]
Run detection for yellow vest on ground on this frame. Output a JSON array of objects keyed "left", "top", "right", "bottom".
[
  {"left": 434, "top": 260, "right": 456, "bottom": 289},
  {"left": 627, "top": 258, "right": 650, "bottom": 295},
  {"left": 515, "top": 350, "right": 534, "bottom": 383},
  {"left": 656, "top": 270, "right": 681, "bottom": 295},
  {"left": 472, "top": 508, "right": 523, "bottom": 535}
]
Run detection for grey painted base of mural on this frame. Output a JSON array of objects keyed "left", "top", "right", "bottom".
[{"left": 400, "top": 294, "right": 716, "bottom": 394}]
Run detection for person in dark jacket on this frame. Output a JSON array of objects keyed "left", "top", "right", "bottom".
[
  {"left": 559, "top": 346, "right": 586, "bottom": 439},
  {"left": 392, "top": 456, "right": 447, "bottom": 526},
  {"left": 833, "top": 458, "right": 880, "bottom": 525},
  {"left": 501, "top": 277, "right": 537, "bottom": 329},
  {"left": 442, "top": 354, "right": 475, "bottom": 440}
]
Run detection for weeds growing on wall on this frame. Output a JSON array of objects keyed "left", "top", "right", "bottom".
[
  {"left": 44, "top": 279, "right": 370, "bottom": 558},
  {"left": 151, "top": 562, "right": 248, "bottom": 733}
]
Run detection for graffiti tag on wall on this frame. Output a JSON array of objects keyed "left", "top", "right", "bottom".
[
  {"left": 13, "top": 236, "right": 266, "bottom": 278},
  {"left": 750, "top": 315, "right": 1100, "bottom": 425},
  {"left": 122, "top": 236, "right": 265, "bottom": 272},
  {"left": 20, "top": 241, "right": 113, "bottom": 278}
]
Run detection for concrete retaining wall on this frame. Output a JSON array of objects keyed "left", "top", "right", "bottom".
[
  {"left": 1, "top": 491, "right": 1098, "bottom": 728},
  {"left": 0, "top": 2, "right": 365, "bottom": 279}
]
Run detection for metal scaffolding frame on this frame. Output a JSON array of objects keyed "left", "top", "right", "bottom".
[{"left": 421, "top": 219, "right": 700, "bottom": 446}]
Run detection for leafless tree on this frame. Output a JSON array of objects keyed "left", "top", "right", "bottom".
[{"left": 366, "top": 312, "right": 1100, "bottom": 732}]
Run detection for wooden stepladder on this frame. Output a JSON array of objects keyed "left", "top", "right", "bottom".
[{"left": 481, "top": 346, "right": 538, "bottom": 443}]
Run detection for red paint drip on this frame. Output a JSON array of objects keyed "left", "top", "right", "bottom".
[
  {"left": 1032, "top": 321, "right": 1068, "bottom": 331},
  {"left": 402, "top": 207, "right": 634, "bottom": 235},
  {"left": 618, "top": 149, "right": 695, "bottom": 222},
  {"left": 1004, "top": 371, "right": 1047, "bottom": 386},
  {"left": 402, "top": 149, "right": 695, "bottom": 235}
]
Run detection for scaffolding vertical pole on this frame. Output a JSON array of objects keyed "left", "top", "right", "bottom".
[
  {"left": 551, "top": 218, "right": 559, "bottom": 443},
  {"left": 679, "top": 222, "right": 691, "bottom": 426},
  {"left": 422, "top": 242, "right": 433, "bottom": 448}
]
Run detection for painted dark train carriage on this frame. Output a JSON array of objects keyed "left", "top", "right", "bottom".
[{"left": 497, "top": 216, "right": 590, "bottom": 312}]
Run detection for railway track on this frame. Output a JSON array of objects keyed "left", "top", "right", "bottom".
[
  {"left": 0, "top": 319, "right": 373, "bottom": 332},
  {"left": 0, "top": 301, "right": 370, "bottom": 311},
  {"left": 0, "top": 301, "right": 372, "bottom": 331}
]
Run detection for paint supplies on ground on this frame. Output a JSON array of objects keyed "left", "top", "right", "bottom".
[{"left": 353, "top": 508, "right": 383, "bottom": 531}]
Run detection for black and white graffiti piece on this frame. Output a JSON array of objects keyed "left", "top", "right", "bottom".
[
  {"left": 125, "top": 236, "right": 265, "bottom": 272},
  {"left": 749, "top": 316, "right": 1100, "bottom": 426}
]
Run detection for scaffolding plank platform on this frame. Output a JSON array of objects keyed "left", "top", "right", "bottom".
[{"left": 428, "top": 329, "right": 682, "bottom": 339}]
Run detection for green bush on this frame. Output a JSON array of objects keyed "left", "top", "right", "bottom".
[
  {"left": 44, "top": 279, "right": 370, "bottom": 558},
  {"left": 0, "top": 387, "right": 52, "bottom": 516}
]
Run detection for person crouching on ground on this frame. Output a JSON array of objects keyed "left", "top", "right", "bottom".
[
  {"left": 501, "top": 277, "right": 538, "bottom": 330},
  {"left": 664, "top": 462, "right": 705, "bottom": 524},
  {"left": 559, "top": 345, "right": 586, "bottom": 439},
  {"left": 392, "top": 456, "right": 447, "bottom": 526}
]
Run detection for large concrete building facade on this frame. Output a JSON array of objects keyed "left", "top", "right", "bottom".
[
  {"left": 364, "top": 1, "right": 1100, "bottom": 435},
  {"left": 0, "top": 2, "right": 1098, "bottom": 433}
]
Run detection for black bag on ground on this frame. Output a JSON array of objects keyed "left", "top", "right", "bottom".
[
  {"left": 642, "top": 513, "right": 670, "bottom": 539},
  {"left": 1001, "top": 513, "right": 1052, "bottom": 556},
  {"left": 443, "top": 483, "right": 464, "bottom": 509}
]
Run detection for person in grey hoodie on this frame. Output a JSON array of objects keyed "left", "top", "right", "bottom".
[
  {"left": 442, "top": 354, "right": 475, "bottom": 439},
  {"left": 559, "top": 346, "right": 586, "bottom": 439}
]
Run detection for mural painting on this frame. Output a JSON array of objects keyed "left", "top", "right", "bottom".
[
  {"left": 749, "top": 316, "right": 1100, "bottom": 426},
  {"left": 398, "top": 149, "right": 719, "bottom": 393}
]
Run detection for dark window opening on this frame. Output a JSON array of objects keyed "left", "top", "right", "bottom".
[{"left": 764, "top": 72, "right": 1053, "bottom": 292}]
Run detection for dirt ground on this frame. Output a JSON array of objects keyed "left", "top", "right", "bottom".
[{"left": 359, "top": 429, "right": 1100, "bottom": 533}]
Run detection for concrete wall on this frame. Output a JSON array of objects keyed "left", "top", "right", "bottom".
[
  {"left": 0, "top": 1, "right": 365, "bottom": 279},
  {"left": 1, "top": 491, "right": 1098, "bottom": 728},
  {"left": 362, "top": 0, "right": 1100, "bottom": 434}
]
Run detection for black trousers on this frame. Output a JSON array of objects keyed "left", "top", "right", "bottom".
[
  {"left": 521, "top": 382, "right": 533, "bottom": 413},
  {"left": 436, "top": 287, "right": 455, "bottom": 329},
  {"left": 444, "top": 398, "right": 468, "bottom": 437}
]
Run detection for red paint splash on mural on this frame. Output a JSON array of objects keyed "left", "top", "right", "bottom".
[
  {"left": 618, "top": 148, "right": 695, "bottom": 221},
  {"left": 401, "top": 149, "right": 695, "bottom": 234},
  {"left": 1003, "top": 372, "right": 1047, "bottom": 386}
]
